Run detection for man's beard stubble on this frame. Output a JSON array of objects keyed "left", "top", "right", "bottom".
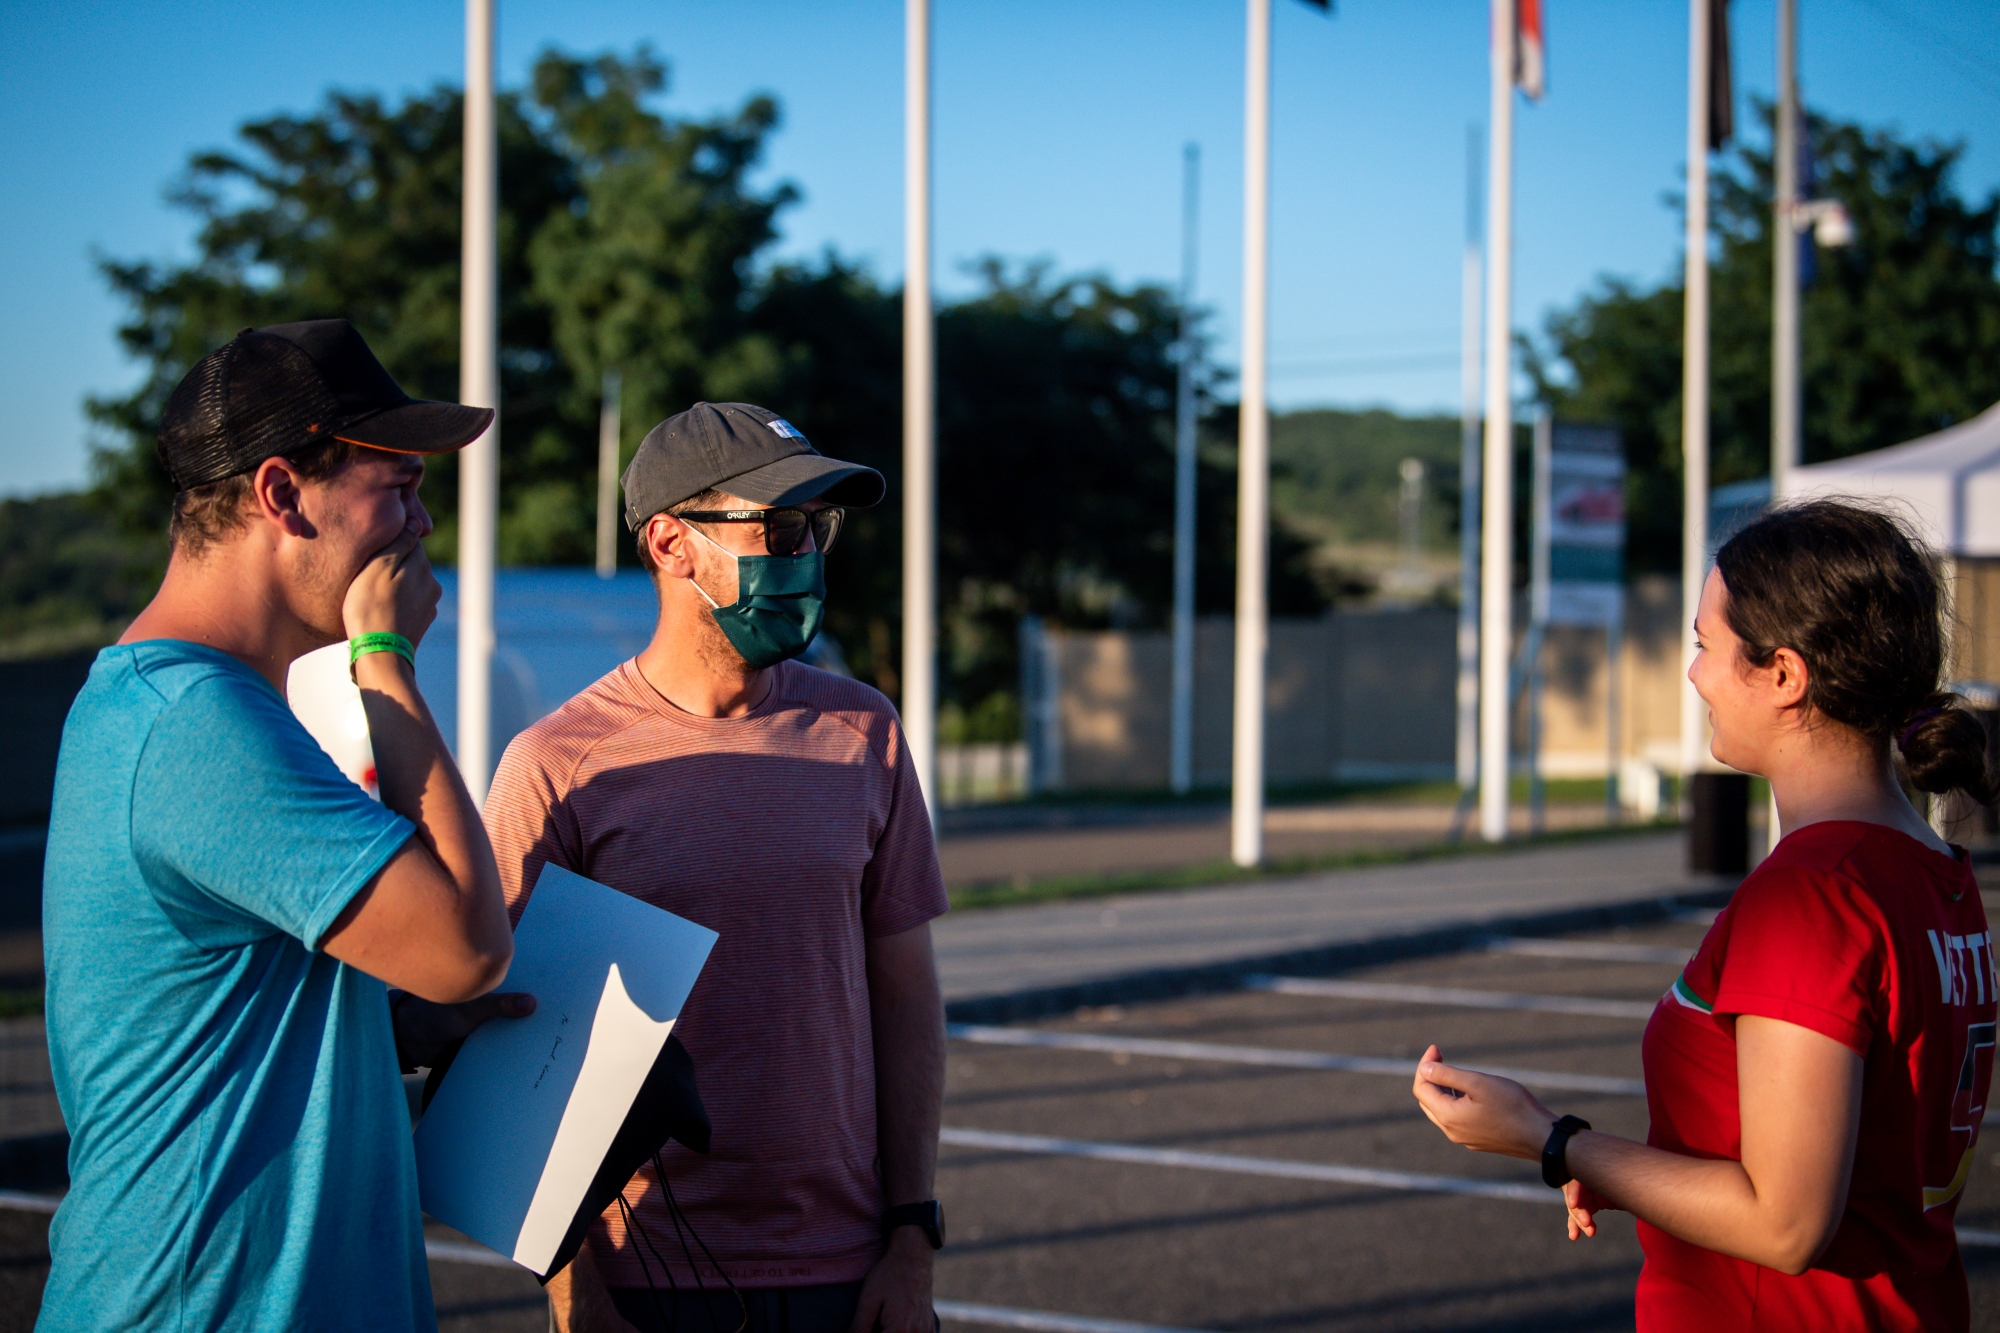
[{"left": 290, "top": 519, "right": 359, "bottom": 649}]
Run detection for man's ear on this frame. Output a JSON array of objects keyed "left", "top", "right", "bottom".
[
  {"left": 249, "top": 456, "right": 314, "bottom": 539},
  {"left": 644, "top": 514, "right": 697, "bottom": 579}
]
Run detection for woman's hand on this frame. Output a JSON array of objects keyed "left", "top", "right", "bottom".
[
  {"left": 1563, "top": 1179, "right": 1616, "bottom": 1240},
  {"left": 1410, "top": 1043, "right": 1557, "bottom": 1161}
]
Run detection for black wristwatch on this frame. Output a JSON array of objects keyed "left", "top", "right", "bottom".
[
  {"left": 1541, "top": 1115, "right": 1592, "bottom": 1188},
  {"left": 882, "top": 1200, "right": 945, "bottom": 1250}
]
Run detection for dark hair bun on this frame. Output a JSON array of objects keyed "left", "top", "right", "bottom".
[{"left": 1899, "top": 692, "right": 1998, "bottom": 804}]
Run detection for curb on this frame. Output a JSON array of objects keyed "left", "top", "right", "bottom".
[
  {"left": 942, "top": 881, "right": 1737, "bottom": 1025},
  {"left": 1, "top": 884, "right": 1740, "bottom": 1191}
]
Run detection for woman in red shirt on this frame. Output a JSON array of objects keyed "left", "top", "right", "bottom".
[{"left": 1412, "top": 500, "right": 1996, "bottom": 1331}]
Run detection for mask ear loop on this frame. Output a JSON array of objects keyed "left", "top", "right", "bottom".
[
  {"left": 680, "top": 521, "right": 735, "bottom": 610},
  {"left": 655, "top": 1149, "right": 748, "bottom": 1333}
]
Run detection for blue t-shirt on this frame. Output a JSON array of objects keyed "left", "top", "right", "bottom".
[{"left": 39, "top": 642, "right": 434, "bottom": 1331}]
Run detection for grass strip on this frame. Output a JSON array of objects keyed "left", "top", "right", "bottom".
[
  {"left": 0, "top": 990, "right": 44, "bottom": 1019},
  {"left": 946, "top": 819, "right": 1684, "bottom": 914}
]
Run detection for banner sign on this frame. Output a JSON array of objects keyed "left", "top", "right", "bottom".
[{"left": 1547, "top": 425, "right": 1626, "bottom": 627}]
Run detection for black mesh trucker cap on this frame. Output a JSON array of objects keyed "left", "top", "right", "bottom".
[
  {"left": 621, "top": 401, "right": 884, "bottom": 529},
  {"left": 156, "top": 319, "right": 494, "bottom": 491}
]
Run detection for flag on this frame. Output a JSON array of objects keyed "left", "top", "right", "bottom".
[
  {"left": 1515, "top": 0, "right": 1547, "bottom": 101},
  {"left": 1708, "top": 0, "right": 1734, "bottom": 149}
]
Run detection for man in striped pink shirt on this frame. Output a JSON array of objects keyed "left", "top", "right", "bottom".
[{"left": 483, "top": 403, "right": 948, "bottom": 1333}]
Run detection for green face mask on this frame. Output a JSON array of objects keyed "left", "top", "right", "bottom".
[{"left": 687, "top": 526, "right": 826, "bottom": 669}]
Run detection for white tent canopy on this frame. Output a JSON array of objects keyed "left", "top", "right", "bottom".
[{"left": 1780, "top": 400, "right": 2000, "bottom": 557}]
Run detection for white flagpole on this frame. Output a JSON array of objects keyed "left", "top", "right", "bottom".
[
  {"left": 458, "top": 0, "right": 498, "bottom": 804},
  {"left": 1478, "top": 0, "right": 1516, "bottom": 844},
  {"left": 903, "top": 0, "right": 937, "bottom": 820},
  {"left": 1771, "top": 0, "right": 1799, "bottom": 498},
  {"left": 1230, "top": 0, "right": 1272, "bottom": 868},
  {"left": 1456, "top": 125, "right": 1483, "bottom": 793},
  {"left": 1171, "top": 142, "right": 1201, "bottom": 796},
  {"left": 1680, "top": 0, "right": 1713, "bottom": 793}
]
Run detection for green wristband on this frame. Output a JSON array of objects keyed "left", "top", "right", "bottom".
[{"left": 349, "top": 632, "right": 416, "bottom": 670}]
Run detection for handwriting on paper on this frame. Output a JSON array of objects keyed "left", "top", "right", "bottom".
[{"left": 530, "top": 1013, "right": 571, "bottom": 1090}]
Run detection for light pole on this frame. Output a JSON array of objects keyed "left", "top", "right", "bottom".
[
  {"left": 1171, "top": 143, "right": 1201, "bottom": 796},
  {"left": 1230, "top": 0, "right": 1273, "bottom": 868},
  {"left": 596, "top": 370, "right": 621, "bottom": 579},
  {"left": 903, "top": 0, "right": 937, "bottom": 821},
  {"left": 1456, "top": 126, "right": 1483, "bottom": 794},
  {"left": 1771, "top": 0, "right": 1799, "bottom": 499},
  {"left": 1680, "top": 0, "right": 1714, "bottom": 793},
  {"left": 458, "top": 0, "right": 498, "bottom": 805}
]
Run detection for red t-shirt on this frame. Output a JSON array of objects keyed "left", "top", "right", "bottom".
[
  {"left": 1637, "top": 821, "right": 1995, "bottom": 1332},
  {"left": 484, "top": 660, "right": 949, "bottom": 1289}
]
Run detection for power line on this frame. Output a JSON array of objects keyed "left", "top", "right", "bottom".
[{"left": 1837, "top": 0, "right": 2000, "bottom": 105}]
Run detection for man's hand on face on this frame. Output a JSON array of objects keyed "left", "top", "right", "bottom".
[
  {"left": 849, "top": 1228, "right": 934, "bottom": 1333},
  {"left": 392, "top": 991, "right": 536, "bottom": 1070},
  {"left": 342, "top": 523, "right": 442, "bottom": 645}
]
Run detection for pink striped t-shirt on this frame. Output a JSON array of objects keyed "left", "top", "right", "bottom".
[{"left": 483, "top": 658, "right": 948, "bottom": 1289}]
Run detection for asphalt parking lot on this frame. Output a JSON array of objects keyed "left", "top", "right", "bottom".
[{"left": 1, "top": 911, "right": 1994, "bottom": 1332}]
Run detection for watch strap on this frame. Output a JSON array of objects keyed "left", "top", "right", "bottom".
[
  {"left": 1540, "top": 1115, "right": 1592, "bottom": 1189},
  {"left": 881, "top": 1200, "right": 944, "bottom": 1249}
]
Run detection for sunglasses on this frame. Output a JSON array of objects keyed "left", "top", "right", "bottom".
[{"left": 674, "top": 506, "right": 845, "bottom": 556}]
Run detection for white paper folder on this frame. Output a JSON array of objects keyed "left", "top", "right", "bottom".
[{"left": 412, "top": 864, "right": 718, "bottom": 1273}]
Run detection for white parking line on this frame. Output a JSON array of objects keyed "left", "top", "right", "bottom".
[
  {"left": 937, "top": 1300, "right": 1220, "bottom": 1333},
  {"left": 425, "top": 1238, "right": 514, "bottom": 1268},
  {"left": 941, "top": 1127, "right": 1551, "bottom": 1203},
  {"left": 941, "top": 1129, "right": 2000, "bottom": 1251},
  {"left": 0, "top": 1190, "right": 56, "bottom": 1214},
  {"left": 0, "top": 1180, "right": 1991, "bottom": 1271},
  {"left": 946, "top": 1023, "right": 1646, "bottom": 1096},
  {"left": 1484, "top": 937, "right": 1693, "bottom": 965},
  {"left": 1246, "top": 975, "right": 1658, "bottom": 1020}
]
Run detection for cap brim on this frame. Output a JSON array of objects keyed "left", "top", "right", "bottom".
[
  {"left": 334, "top": 399, "right": 495, "bottom": 455},
  {"left": 722, "top": 453, "right": 885, "bottom": 508}
]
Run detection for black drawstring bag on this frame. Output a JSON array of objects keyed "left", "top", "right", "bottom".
[{"left": 419, "top": 1031, "right": 726, "bottom": 1299}]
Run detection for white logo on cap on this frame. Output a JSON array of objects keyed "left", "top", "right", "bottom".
[{"left": 767, "top": 417, "right": 804, "bottom": 440}]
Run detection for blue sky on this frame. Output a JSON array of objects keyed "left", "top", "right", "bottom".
[{"left": 3, "top": 0, "right": 1997, "bottom": 497}]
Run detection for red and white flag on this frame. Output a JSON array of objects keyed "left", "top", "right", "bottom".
[{"left": 1513, "top": 0, "right": 1546, "bottom": 101}]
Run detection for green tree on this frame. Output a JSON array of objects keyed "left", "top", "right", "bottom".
[
  {"left": 87, "top": 47, "right": 789, "bottom": 569},
  {"left": 744, "top": 258, "right": 1322, "bottom": 708},
  {"left": 525, "top": 51, "right": 800, "bottom": 562},
  {"left": 86, "top": 49, "right": 1328, "bottom": 714},
  {"left": 0, "top": 495, "right": 157, "bottom": 660},
  {"left": 1531, "top": 108, "right": 2000, "bottom": 573}
]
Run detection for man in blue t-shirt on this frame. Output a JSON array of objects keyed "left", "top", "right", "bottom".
[{"left": 41, "top": 320, "right": 528, "bottom": 1330}]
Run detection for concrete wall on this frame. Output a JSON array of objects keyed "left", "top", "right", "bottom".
[
  {"left": 1039, "top": 608, "right": 1460, "bottom": 791},
  {"left": 1955, "top": 558, "right": 2000, "bottom": 686},
  {"left": 1033, "top": 576, "right": 1691, "bottom": 792},
  {"left": 1536, "top": 576, "right": 1687, "bottom": 777}
]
